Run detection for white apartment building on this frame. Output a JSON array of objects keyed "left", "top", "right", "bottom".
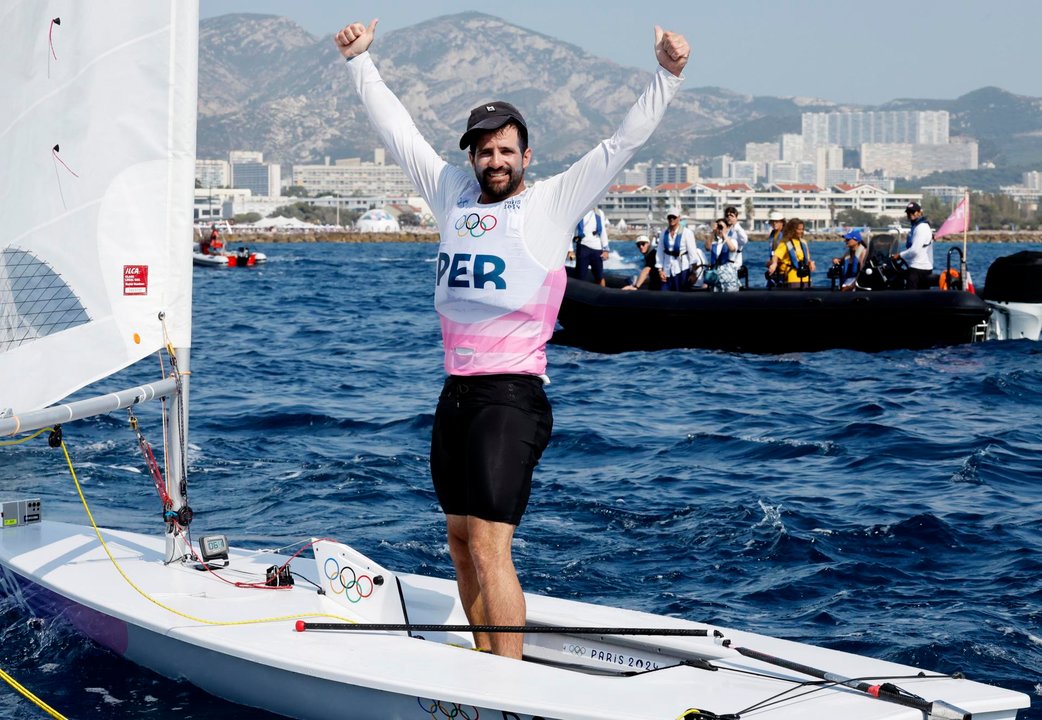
[
  {"left": 196, "top": 159, "right": 230, "bottom": 189},
  {"left": 229, "top": 150, "right": 263, "bottom": 163},
  {"left": 293, "top": 149, "right": 416, "bottom": 196},
  {"left": 646, "top": 162, "right": 700, "bottom": 186},
  {"left": 921, "top": 185, "right": 969, "bottom": 204},
  {"left": 766, "top": 161, "right": 816, "bottom": 185},
  {"left": 861, "top": 141, "right": 978, "bottom": 179},
  {"left": 780, "top": 133, "right": 805, "bottom": 162},
  {"left": 193, "top": 187, "right": 251, "bottom": 222},
  {"left": 745, "top": 142, "right": 780, "bottom": 165},
  {"left": 730, "top": 161, "right": 759, "bottom": 184},
  {"left": 802, "top": 110, "right": 950, "bottom": 149}
]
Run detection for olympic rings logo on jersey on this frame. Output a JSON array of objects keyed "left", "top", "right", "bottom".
[
  {"left": 323, "top": 557, "right": 375, "bottom": 603},
  {"left": 455, "top": 213, "right": 497, "bottom": 238}
]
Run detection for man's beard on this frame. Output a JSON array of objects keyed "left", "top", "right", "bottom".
[{"left": 477, "top": 164, "right": 524, "bottom": 202}]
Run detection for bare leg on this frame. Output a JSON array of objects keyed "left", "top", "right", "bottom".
[
  {"left": 445, "top": 514, "right": 525, "bottom": 659},
  {"left": 467, "top": 516, "right": 524, "bottom": 658},
  {"left": 446, "top": 514, "right": 490, "bottom": 650}
]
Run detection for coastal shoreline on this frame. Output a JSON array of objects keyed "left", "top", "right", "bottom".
[{"left": 221, "top": 230, "right": 1042, "bottom": 244}]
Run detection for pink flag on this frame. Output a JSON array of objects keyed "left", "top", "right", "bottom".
[{"left": 934, "top": 196, "right": 970, "bottom": 238}]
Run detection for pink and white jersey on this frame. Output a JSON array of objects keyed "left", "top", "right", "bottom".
[
  {"left": 436, "top": 189, "right": 567, "bottom": 376},
  {"left": 345, "top": 52, "right": 683, "bottom": 378}
]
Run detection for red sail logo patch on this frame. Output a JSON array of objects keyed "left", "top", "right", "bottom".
[{"left": 123, "top": 265, "right": 148, "bottom": 295}]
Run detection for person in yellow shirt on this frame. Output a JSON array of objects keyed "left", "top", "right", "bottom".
[{"left": 767, "top": 218, "right": 816, "bottom": 287}]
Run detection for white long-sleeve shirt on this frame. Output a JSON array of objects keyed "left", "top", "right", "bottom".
[
  {"left": 657, "top": 226, "right": 699, "bottom": 278},
  {"left": 899, "top": 219, "right": 934, "bottom": 270},
  {"left": 576, "top": 209, "right": 610, "bottom": 251},
  {"left": 726, "top": 222, "right": 748, "bottom": 268},
  {"left": 345, "top": 52, "right": 683, "bottom": 375},
  {"left": 345, "top": 52, "right": 682, "bottom": 270}
]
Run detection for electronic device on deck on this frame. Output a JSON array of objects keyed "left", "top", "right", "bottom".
[{"left": 1, "top": 499, "right": 41, "bottom": 528}]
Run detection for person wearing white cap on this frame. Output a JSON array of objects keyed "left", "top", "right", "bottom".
[
  {"left": 622, "top": 235, "right": 662, "bottom": 290},
  {"left": 657, "top": 209, "right": 699, "bottom": 291},
  {"left": 336, "top": 17, "right": 690, "bottom": 660},
  {"left": 892, "top": 201, "right": 934, "bottom": 289},
  {"left": 766, "top": 210, "right": 785, "bottom": 253}
]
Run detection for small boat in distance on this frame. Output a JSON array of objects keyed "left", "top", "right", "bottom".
[
  {"left": 192, "top": 245, "right": 268, "bottom": 267},
  {"left": 193, "top": 221, "right": 267, "bottom": 267}
]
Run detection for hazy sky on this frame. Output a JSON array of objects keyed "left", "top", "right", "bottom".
[{"left": 201, "top": 1, "right": 1040, "bottom": 105}]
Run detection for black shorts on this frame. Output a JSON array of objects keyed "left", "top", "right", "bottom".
[{"left": 430, "top": 374, "right": 553, "bottom": 526}]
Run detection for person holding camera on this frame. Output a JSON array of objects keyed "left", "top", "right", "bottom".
[
  {"left": 767, "top": 218, "right": 816, "bottom": 288},
  {"left": 706, "top": 217, "right": 740, "bottom": 292}
]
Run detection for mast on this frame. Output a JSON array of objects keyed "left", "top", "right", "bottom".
[{"left": 164, "top": 347, "right": 192, "bottom": 562}]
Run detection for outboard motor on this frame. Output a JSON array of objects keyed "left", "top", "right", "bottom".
[
  {"left": 981, "top": 251, "right": 1042, "bottom": 341},
  {"left": 234, "top": 246, "right": 253, "bottom": 267},
  {"left": 855, "top": 234, "right": 905, "bottom": 291}
]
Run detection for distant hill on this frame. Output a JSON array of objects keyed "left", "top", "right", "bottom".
[{"left": 197, "top": 13, "right": 1042, "bottom": 175}]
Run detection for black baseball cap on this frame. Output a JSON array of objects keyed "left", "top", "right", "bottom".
[
  {"left": 459, "top": 101, "right": 528, "bottom": 150},
  {"left": 905, "top": 202, "right": 922, "bottom": 214}
]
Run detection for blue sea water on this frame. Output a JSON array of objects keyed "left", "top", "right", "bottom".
[{"left": 1, "top": 240, "right": 1041, "bottom": 719}]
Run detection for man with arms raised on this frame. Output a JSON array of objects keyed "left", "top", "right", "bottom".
[{"left": 335, "top": 17, "right": 689, "bottom": 659}]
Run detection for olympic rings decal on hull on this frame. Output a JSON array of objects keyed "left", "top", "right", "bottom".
[
  {"left": 323, "top": 557, "right": 375, "bottom": 603},
  {"left": 416, "top": 697, "right": 480, "bottom": 718},
  {"left": 455, "top": 213, "right": 497, "bottom": 238}
]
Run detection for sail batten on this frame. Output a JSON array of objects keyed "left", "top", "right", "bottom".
[{"left": 0, "top": 1, "right": 198, "bottom": 416}]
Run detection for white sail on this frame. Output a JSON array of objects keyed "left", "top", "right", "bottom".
[{"left": 0, "top": 1, "right": 198, "bottom": 417}]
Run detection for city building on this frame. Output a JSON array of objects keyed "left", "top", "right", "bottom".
[
  {"left": 745, "top": 142, "right": 779, "bottom": 165},
  {"left": 229, "top": 151, "right": 281, "bottom": 197},
  {"left": 598, "top": 181, "right": 920, "bottom": 231},
  {"left": 646, "top": 162, "right": 700, "bottom": 186},
  {"left": 780, "top": 134, "right": 805, "bottom": 162},
  {"left": 292, "top": 149, "right": 416, "bottom": 197},
  {"left": 195, "top": 159, "right": 230, "bottom": 189},
  {"left": 802, "top": 110, "right": 950, "bottom": 149},
  {"left": 921, "top": 186, "right": 970, "bottom": 204},
  {"left": 860, "top": 141, "right": 978, "bottom": 179}
]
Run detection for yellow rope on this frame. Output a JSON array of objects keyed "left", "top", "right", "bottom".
[
  {"left": 0, "top": 428, "right": 50, "bottom": 447},
  {"left": 58, "top": 438, "right": 357, "bottom": 627},
  {"left": 0, "top": 667, "right": 67, "bottom": 719}
]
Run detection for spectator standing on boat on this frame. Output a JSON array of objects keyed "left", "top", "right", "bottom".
[
  {"left": 335, "top": 18, "right": 690, "bottom": 660},
  {"left": 706, "top": 218, "right": 740, "bottom": 292},
  {"left": 574, "top": 208, "right": 610, "bottom": 285},
  {"left": 767, "top": 218, "right": 816, "bottom": 287},
  {"left": 199, "top": 224, "right": 220, "bottom": 255},
  {"left": 622, "top": 235, "right": 663, "bottom": 290},
  {"left": 656, "top": 209, "right": 699, "bottom": 291},
  {"left": 723, "top": 206, "right": 748, "bottom": 269},
  {"left": 892, "top": 201, "right": 934, "bottom": 289},
  {"left": 832, "top": 229, "right": 867, "bottom": 290},
  {"left": 765, "top": 210, "right": 785, "bottom": 253}
]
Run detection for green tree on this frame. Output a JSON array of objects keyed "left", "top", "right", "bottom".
[
  {"left": 232, "top": 212, "right": 262, "bottom": 223},
  {"left": 282, "top": 185, "right": 309, "bottom": 197},
  {"left": 835, "top": 208, "right": 877, "bottom": 227}
]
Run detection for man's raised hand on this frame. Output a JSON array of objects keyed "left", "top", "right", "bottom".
[
  {"left": 654, "top": 26, "right": 690, "bottom": 77},
  {"left": 335, "top": 19, "right": 378, "bottom": 59}
]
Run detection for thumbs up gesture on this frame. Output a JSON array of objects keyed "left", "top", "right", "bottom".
[
  {"left": 654, "top": 26, "right": 690, "bottom": 77},
  {"left": 334, "top": 19, "right": 379, "bottom": 59}
]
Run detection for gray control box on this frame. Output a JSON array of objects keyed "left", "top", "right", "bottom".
[{"left": 1, "top": 499, "right": 42, "bottom": 528}]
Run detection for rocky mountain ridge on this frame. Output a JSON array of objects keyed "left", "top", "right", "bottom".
[{"left": 198, "top": 13, "right": 1042, "bottom": 175}]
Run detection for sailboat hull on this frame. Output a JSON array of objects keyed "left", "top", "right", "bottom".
[{"left": 0, "top": 520, "right": 1028, "bottom": 720}]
